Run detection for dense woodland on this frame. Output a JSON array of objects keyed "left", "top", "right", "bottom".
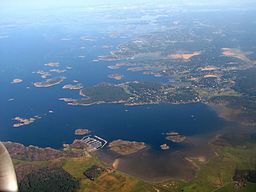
[{"left": 19, "top": 168, "right": 79, "bottom": 192}]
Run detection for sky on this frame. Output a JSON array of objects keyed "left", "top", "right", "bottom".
[
  {"left": 1, "top": 0, "right": 255, "bottom": 19},
  {"left": 2, "top": 0, "right": 256, "bottom": 10}
]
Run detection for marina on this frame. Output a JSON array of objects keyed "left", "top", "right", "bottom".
[{"left": 81, "top": 135, "right": 108, "bottom": 151}]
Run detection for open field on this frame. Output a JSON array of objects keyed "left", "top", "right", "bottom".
[{"left": 62, "top": 156, "right": 154, "bottom": 192}]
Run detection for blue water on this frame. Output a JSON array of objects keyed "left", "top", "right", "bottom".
[
  {"left": 1, "top": 96, "right": 225, "bottom": 150},
  {"left": 0, "top": 18, "right": 226, "bottom": 151}
]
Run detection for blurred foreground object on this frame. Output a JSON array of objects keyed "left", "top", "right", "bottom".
[{"left": 0, "top": 142, "right": 18, "bottom": 192}]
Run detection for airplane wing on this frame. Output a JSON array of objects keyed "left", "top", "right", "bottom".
[{"left": 0, "top": 142, "right": 18, "bottom": 192}]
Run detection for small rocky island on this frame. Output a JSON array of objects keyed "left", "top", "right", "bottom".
[
  {"left": 34, "top": 77, "right": 65, "bottom": 87},
  {"left": 108, "top": 74, "right": 123, "bottom": 80},
  {"left": 13, "top": 116, "right": 41, "bottom": 128},
  {"left": 165, "top": 132, "right": 186, "bottom": 143},
  {"left": 108, "top": 139, "right": 146, "bottom": 155},
  {"left": 44, "top": 62, "right": 59, "bottom": 67},
  {"left": 74, "top": 129, "right": 91, "bottom": 136},
  {"left": 63, "top": 84, "right": 83, "bottom": 90},
  {"left": 160, "top": 144, "right": 170, "bottom": 150},
  {"left": 11, "top": 78, "right": 23, "bottom": 84}
]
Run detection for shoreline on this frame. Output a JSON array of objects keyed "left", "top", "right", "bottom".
[{"left": 206, "top": 102, "right": 240, "bottom": 123}]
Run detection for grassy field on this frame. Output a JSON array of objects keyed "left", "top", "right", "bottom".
[
  {"left": 216, "top": 183, "right": 256, "bottom": 192},
  {"left": 177, "top": 143, "right": 256, "bottom": 192},
  {"left": 62, "top": 156, "right": 155, "bottom": 192}
]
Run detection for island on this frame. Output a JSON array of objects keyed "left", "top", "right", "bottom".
[
  {"left": 107, "top": 63, "right": 135, "bottom": 70},
  {"left": 63, "top": 83, "right": 83, "bottom": 90},
  {"left": 74, "top": 129, "right": 91, "bottom": 135},
  {"left": 11, "top": 79, "right": 23, "bottom": 84},
  {"left": 50, "top": 69, "right": 66, "bottom": 73},
  {"left": 108, "top": 74, "right": 123, "bottom": 80},
  {"left": 34, "top": 77, "right": 65, "bottom": 88},
  {"left": 160, "top": 144, "right": 170, "bottom": 150},
  {"left": 44, "top": 62, "right": 59, "bottom": 67},
  {"left": 108, "top": 139, "right": 146, "bottom": 155},
  {"left": 34, "top": 70, "right": 51, "bottom": 78},
  {"left": 13, "top": 116, "right": 41, "bottom": 128},
  {"left": 165, "top": 132, "right": 186, "bottom": 143}
]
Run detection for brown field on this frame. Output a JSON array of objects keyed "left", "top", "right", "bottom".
[
  {"left": 204, "top": 74, "right": 218, "bottom": 78},
  {"left": 200, "top": 67, "right": 218, "bottom": 71},
  {"left": 169, "top": 51, "right": 201, "bottom": 60},
  {"left": 222, "top": 48, "right": 251, "bottom": 62}
]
